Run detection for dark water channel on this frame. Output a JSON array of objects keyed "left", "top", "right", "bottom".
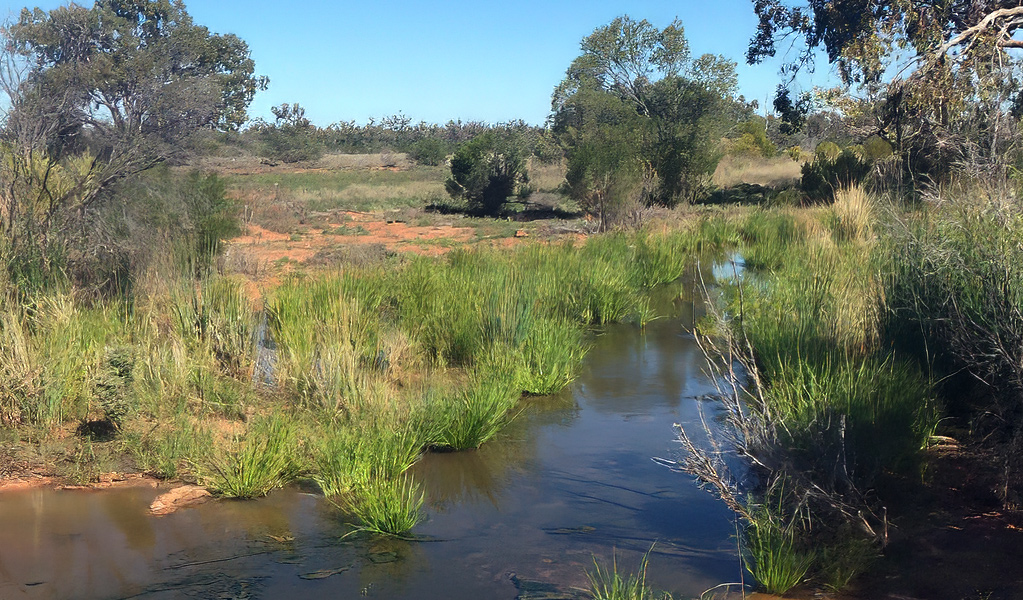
[{"left": 0, "top": 274, "right": 743, "bottom": 600}]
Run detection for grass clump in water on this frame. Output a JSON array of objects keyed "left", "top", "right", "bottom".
[
  {"left": 519, "top": 317, "right": 588, "bottom": 395},
  {"left": 586, "top": 547, "right": 671, "bottom": 600},
  {"left": 312, "top": 414, "right": 424, "bottom": 498},
  {"left": 200, "top": 413, "right": 300, "bottom": 499},
  {"left": 431, "top": 363, "right": 522, "bottom": 450},
  {"left": 343, "top": 475, "right": 425, "bottom": 537}
]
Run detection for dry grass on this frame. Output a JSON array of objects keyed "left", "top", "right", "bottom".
[
  {"left": 713, "top": 155, "right": 802, "bottom": 188},
  {"left": 316, "top": 153, "right": 413, "bottom": 170},
  {"left": 528, "top": 159, "right": 567, "bottom": 192},
  {"left": 831, "top": 185, "right": 876, "bottom": 243},
  {"left": 290, "top": 180, "right": 446, "bottom": 211}
]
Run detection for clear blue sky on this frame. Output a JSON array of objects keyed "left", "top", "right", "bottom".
[{"left": 0, "top": 0, "right": 835, "bottom": 127}]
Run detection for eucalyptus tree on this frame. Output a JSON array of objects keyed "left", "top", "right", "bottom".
[
  {"left": 749, "top": 1, "right": 1023, "bottom": 176},
  {"left": 0, "top": 0, "right": 264, "bottom": 278},
  {"left": 553, "top": 16, "right": 746, "bottom": 221}
]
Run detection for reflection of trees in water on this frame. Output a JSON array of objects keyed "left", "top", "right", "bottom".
[{"left": 415, "top": 392, "right": 580, "bottom": 510}]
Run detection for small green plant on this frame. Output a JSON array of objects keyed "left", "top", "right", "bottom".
[
  {"left": 586, "top": 546, "right": 670, "bottom": 600},
  {"left": 743, "top": 512, "right": 815, "bottom": 595},
  {"left": 200, "top": 414, "right": 300, "bottom": 499},
  {"left": 343, "top": 475, "right": 424, "bottom": 536}
]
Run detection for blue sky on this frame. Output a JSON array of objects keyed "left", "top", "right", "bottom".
[{"left": 0, "top": 0, "right": 836, "bottom": 126}]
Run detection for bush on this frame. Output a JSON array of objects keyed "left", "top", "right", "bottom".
[
  {"left": 445, "top": 131, "right": 529, "bottom": 216},
  {"left": 730, "top": 119, "right": 777, "bottom": 159},
  {"left": 800, "top": 148, "right": 872, "bottom": 203}
]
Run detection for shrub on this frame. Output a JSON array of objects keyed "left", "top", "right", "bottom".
[
  {"left": 801, "top": 148, "right": 872, "bottom": 203},
  {"left": 445, "top": 131, "right": 529, "bottom": 216},
  {"left": 408, "top": 137, "right": 448, "bottom": 166}
]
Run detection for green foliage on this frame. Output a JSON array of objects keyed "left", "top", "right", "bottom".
[
  {"left": 128, "top": 415, "right": 212, "bottom": 480},
  {"left": 729, "top": 119, "right": 777, "bottom": 158},
  {"left": 431, "top": 365, "right": 521, "bottom": 450},
  {"left": 0, "top": 294, "right": 129, "bottom": 427},
  {"left": 343, "top": 475, "right": 425, "bottom": 536},
  {"left": 445, "top": 130, "right": 529, "bottom": 215},
  {"left": 801, "top": 148, "right": 872, "bottom": 203},
  {"left": 743, "top": 502, "right": 815, "bottom": 595},
  {"left": 554, "top": 16, "right": 746, "bottom": 213},
  {"left": 94, "top": 345, "right": 136, "bottom": 428},
  {"left": 181, "top": 172, "right": 240, "bottom": 264},
  {"left": 586, "top": 547, "right": 669, "bottom": 600},
  {"left": 408, "top": 137, "right": 448, "bottom": 166},
  {"left": 312, "top": 417, "right": 425, "bottom": 498},
  {"left": 4, "top": 0, "right": 264, "bottom": 215},
  {"left": 171, "top": 275, "right": 258, "bottom": 378},
  {"left": 200, "top": 414, "right": 300, "bottom": 499},
  {"left": 520, "top": 317, "right": 588, "bottom": 395},
  {"left": 884, "top": 191, "right": 1023, "bottom": 499},
  {"left": 254, "top": 103, "right": 324, "bottom": 163}
]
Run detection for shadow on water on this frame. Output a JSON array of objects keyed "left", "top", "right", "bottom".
[{"left": 0, "top": 260, "right": 746, "bottom": 600}]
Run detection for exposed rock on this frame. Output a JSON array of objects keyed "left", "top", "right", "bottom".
[{"left": 149, "top": 485, "right": 211, "bottom": 516}]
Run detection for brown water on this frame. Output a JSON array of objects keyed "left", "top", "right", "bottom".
[{"left": 0, "top": 281, "right": 744, "bottom": 600}]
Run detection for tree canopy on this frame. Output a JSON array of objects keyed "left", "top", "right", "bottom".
[
  {"left": 0, "top": 0, "right": 264, "bottom": 279},
  {"left": 5, "top": 0, "right": 265, "bottom": 161},
  {"left": 553, "top": 16, "right": 745, "bottom": 219},
  {"left": 750, "top": 1, "right": 1023, "bottom": 177}
]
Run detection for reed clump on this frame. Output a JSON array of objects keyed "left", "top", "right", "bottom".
[
  {"left": 586, "top": 547, "right": 672, "bottom": 600},
  {"left": 199, "top": 413, "right": 301, "bottom": 499}
]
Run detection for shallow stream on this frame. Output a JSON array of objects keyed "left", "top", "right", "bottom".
[{"left": 0, "top": 270, "right": 744, "bottom": 600}]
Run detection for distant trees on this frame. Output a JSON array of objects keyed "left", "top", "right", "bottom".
[
  {"left": 552, "top": 16, "right": 747, "bottom": 225},
  {"left": 0, "top": 0, "right": 264, "bottom": 281},
  {"left": 253, "top": 103, "right": 324, "bottom": 163},
  {"left": 445, "top": 130, "right": 529, "bottom": 216}
]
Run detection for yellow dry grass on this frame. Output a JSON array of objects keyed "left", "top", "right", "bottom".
[{"left": 713, "top": 155, "right": 802, "bottom": 188}]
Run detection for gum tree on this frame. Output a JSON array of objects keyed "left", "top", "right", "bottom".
[
  {"left": 750, "top": 1, "right": 1023, "bottom": 177},
  {"left": 553, "top": 16, "right": 746, "bottom": 215},
  {"left": 0, "top": 0, "right": 265, "bottom": 277}
]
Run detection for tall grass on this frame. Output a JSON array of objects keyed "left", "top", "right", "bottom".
[
  {"left": 312, "top": 415, "right": 425, "bottom": 498},
  {"left": 678, "top": 189, "right": 941, "bottom": 593},
  {"left": 743, "top": 511, "right": 815, "bottom": 595},
  {"left": 344, "top": 475, "right": 425, "bottom": 536},
  {"left": 520, "top": 317, "right": 588, "bottom": 395},
  {"left": 431, "top": 365, "right": 522, "bottom": 450},
  {"left": 883, "top": 185, "right": 1023, "bottom": 499},
  {"left": 0, "top": 294, "right": 130, "bottom": 427}
]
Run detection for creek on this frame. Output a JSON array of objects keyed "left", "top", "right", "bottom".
[{"left": 0, "top": 269, "right": 744, "bottom": 600}]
